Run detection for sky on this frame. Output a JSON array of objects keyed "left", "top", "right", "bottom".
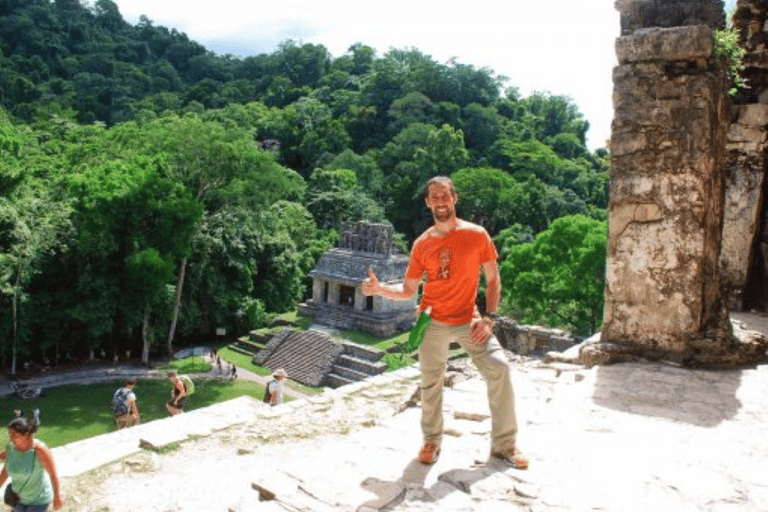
[{"left": 111, "top": 0, "right": 736, "bottom": 151}]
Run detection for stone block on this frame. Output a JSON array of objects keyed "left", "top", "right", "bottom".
[
  {"left": 611, "top": 131, "right": 648, "bottom": 156},
  {"left": 616, "top": 0, "right": 724, "bottom": 34},
  {"left": 737, "top": 104, "right": 768, "bottom": 126},
  {"left": 615, "top": 25, "right": 714, "bottom": 64},
  {"left": 727, "top": 123, "right": 767, "bottom": 144}
]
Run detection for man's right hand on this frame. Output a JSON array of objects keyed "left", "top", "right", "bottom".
[{"left": 362, "top": 268, "right": 379, "bottom": 296}]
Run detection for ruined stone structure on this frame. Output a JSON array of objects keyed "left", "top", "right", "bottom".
[
  {"left": 722, "top": 1, "right": 768, "bottom": 310},
  {"left": 493, "top": 317, "right": 581, "bottom": 356},
  {"left": 598, "top": 0, "right": 765, "bottom": 366},
  {"left": 253, "top": 329, "right": 386, "bottom": 388},
  {"left": 298, "top": 221, "right": 417, "bottom": 337},
  {"left": 604, "top": 0, "right": 729, "bottom": 358}
]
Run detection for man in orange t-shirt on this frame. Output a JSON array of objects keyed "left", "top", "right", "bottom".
[{"left": 363, "top": 176, "right": 528, "bottom": 469}]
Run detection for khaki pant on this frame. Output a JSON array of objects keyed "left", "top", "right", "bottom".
[
  {"left": 114, "top": 413, "right": 140, "bottom": 429},
  {"left": 419, "top": 320, "right": 518, "bottom": 451}
]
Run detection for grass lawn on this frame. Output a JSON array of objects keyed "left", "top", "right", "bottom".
[
  {"left": 0, "top": 314, "right": 423, "bottom": 449},
  {"left": 0, "top": 376, "right": 267, "bottom": 448}
]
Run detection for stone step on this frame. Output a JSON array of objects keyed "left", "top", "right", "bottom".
[
  {"left": 227, "top": 344, "right": 255, "bottom": 358},
  {"left": 323, "top": 372, "right": 355, "bottom": 388},
  {"left": 236, "top": 337, "right": 265, "bottom": 352},
  {"left": 337, "top": 354, "right": 387, "bottom": 376},
  {"left": 331, "top": 363, "right": 369, "bottom": 382},
  {"left": 341, "top": 342, "right": 384, "bottom": 362}
]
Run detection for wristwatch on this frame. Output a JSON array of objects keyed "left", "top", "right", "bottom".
[{"left": 483, "top": 311, "right": 498, "bottom": 327}]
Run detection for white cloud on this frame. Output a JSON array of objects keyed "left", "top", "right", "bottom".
[{"left": 115, "top": 0, "right": 620, "bottom": 150}]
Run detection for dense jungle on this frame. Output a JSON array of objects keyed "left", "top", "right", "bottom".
[{"left": 0, "top": 0, "right": 609, "bottom": 372}]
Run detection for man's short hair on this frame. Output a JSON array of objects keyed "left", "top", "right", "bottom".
[
  {"left": 424, "top": 176, "right": 456, "bottom": 198},
  {"left": 167, "top": 370, "right": 178, "bottom": 377},
  {"left": 125, "top": 378, "right": 137, "bottom": 386}
]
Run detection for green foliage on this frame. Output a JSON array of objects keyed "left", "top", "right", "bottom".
[
  {"left": 714, "top": 28, "right": 746, "bottom": 96},
  {"left": 0, "top": 0, "right": 611, "bottom": 362},
  {"left": 500, "top": 215, "right": 607, "bottom": 336},
  {"left": 382, "top": 352, "right": 417, "bottom": 371}
]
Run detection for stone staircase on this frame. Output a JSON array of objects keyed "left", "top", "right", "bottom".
[
  {"left": 248, "top": 327, "right": 388, "bottom": 389},
  {"left": 324, "top": 341, "right": 387, "bottom": 388},
  {"left": 255, "top": 329, "right": 343, "bottom": 387}
]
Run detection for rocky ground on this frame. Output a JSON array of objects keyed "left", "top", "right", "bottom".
[{"left": 5, "top": 316, "right": 768, "bottom": 511}]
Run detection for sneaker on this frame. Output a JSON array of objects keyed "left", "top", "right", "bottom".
[
  {"left": 418, "top": 442, "right": 440, "bottom": 465},
  {"left": 491, "top": 447, "right": 529, "bottom": 469}
]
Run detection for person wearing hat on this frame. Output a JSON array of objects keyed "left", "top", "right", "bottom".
[{"left": 267, "top": 369, "right": 288, "bottom": 406}]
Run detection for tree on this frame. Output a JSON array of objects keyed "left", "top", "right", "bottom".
[
  {"left": 65, "top": 155, "right": 202, "bottom": 363},
  {"left": 499, "top": 215, "right": 607, "bottom": 336},
  {"left": 306, "top": 168, "right": 386, "bottom": 229},
  {"left": 109, "top": 115, "right": 304, "bottom": 348},
  {"left": 379, "top": 123, "right": 468, "bottom": 238},
  {"left": 0, "top": 194, "right": 70, "bottom": 373},
  {"left": 451, "top": 167, "right": 519, "bottom": 236}
]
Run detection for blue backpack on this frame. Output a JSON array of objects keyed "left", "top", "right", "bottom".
[{"left": 112, "top": 387, "right": 131, "bottom": 415}]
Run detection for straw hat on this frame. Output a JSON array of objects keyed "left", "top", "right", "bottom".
[{"left": 273, "top": 368, "right": 288, "bottom": 378}]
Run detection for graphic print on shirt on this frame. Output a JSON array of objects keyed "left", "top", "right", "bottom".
[{"left": 437, "top": 247, "right": 451, "bottom": 280}]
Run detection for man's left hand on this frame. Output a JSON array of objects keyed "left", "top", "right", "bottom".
[{"left": 470, "top": 317, "right": 492, "bottom": 345}]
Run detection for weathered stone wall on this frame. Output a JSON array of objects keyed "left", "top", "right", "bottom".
[
  {"left": 722, "top": 105, "right": 767, "bottom": 308},
  {"left": 603, "top": 0, "right": 730, "bottom": 358},
  {"left": 494, "top": 317, "right": 580, "bottom": 356},
  {"left": 616, "top": 0, "right": 725, "bottom": 35},
  {"left": 721, "top": 1, "right": 768, "bottom": 310}
]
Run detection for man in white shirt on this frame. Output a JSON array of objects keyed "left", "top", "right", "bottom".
[{"left": 268, "top": 369, "right": 288, "bottom": 406}]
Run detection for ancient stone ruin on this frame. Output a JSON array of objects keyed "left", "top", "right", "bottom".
[
  {"left": 724, "top": 0, "right": 768, "bottom": 311},
  {"left": 593, "top": 0, "right": 768, "bottom": 367},
  {"left": 253, "top": 329, "right": 387, "bottom": 388},
  {"left": 299, "top": 221, "right": 417, "bottom": 337}
]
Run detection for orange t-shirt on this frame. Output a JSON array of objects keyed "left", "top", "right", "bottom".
[{"left": 405, "top": 220, "right": 498, "bottom": 325}]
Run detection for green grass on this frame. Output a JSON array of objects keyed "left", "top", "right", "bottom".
[
  {"left": 0, "top": 316, "right": 418, "bottom": 450},
  {"left": 217, "top": 346, "right": 271, "bottom": 376},
  {"left": 163, "top": 355, "right": 212, "bottom": 374},
  {"left": 332, "top": 328, "right": 411, "bottom": 351},
  {"left": 0, "top": 376, "right": 267, "bottom": 448}
]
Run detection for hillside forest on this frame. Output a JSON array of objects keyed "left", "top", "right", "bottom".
[{"left": 0, "top": 0, "right": 609, "bottom": 372}]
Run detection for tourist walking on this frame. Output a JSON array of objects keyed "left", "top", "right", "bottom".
[
  {"left": 112, "top": 378, "right": 140, "bottom": 429},
  {"left": 363, "top": 175, "right": 528, "bottom": 469},
  {"left": 0, "top": 415, "right": 65, "bottom": 510},
  {"left": 266, "top": 369, "right": 288, "bottom": 406},
  {"left": 165, "top": 371, "right": 189, "bottom": 415}
]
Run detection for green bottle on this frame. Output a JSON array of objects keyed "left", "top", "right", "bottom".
[{"left": 403, "top": 308, "right": 432, "bottom": 353}]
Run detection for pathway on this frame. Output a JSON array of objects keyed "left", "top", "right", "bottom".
[{"left": 0, "top": 345, "right": 312, "bottom": 401}]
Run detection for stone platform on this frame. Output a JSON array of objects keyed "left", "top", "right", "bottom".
[{"left": 41, "top": 355, "right": 768, "bottom": 512}]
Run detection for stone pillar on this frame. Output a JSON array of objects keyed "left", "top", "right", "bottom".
[
  {"left": 602, "top": 1, "right": 730, "bottom": 359},
  {"left": 312, "top": 278, "right": 324, "bottom": 304},
  {"left": 354, "top": 287, "right": 365, "bottom": 312},
  {"left": 722, "top": 105, "right": 768, "bottom": 309},
  {"left": 328, "top": 282, "right": 340, "bottom": 306}
]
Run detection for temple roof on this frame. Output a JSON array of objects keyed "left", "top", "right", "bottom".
[{"left": 309, "top": 248, "right": 410, "bottom": 285}]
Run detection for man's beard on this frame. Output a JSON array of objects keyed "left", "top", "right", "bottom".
[{"left": 432, "top": 206, "right": 455, "bottom": 223}]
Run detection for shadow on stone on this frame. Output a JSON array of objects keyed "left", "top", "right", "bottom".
[{"left": 591, "top": 363, "right": 743, "bottom": 427}]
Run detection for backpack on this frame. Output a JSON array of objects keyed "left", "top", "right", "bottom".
[
  {"left": 112, "top": 387, "right": 131, "bottom": 416},
  {"left": 180, "top": 374, "right": 195, "bottom": 395},
  {"left": 263, "top": 380, "right": 276, "bottom": 403}
]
